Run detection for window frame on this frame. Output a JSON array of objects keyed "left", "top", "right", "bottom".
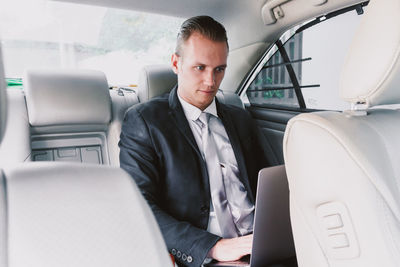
[{"left": 238, "top": 1, "right": 369, "bottom": 112}]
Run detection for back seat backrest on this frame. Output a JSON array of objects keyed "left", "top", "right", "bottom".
[
  {"left": 23, "top": 69, "right": 138, "bottom": 166},
  {"left": 1, "top": 65, "right": 243, "bottom": 166},
  {"left": 108, "top": 88, "right": 139, "bottom": 165},
  {"left": 138, "top": 65, "right": 177, "bottom": 102}
]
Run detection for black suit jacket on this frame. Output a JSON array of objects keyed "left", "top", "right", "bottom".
[{"left": 119, "top": 87, "right": 277, "bottom": 267}]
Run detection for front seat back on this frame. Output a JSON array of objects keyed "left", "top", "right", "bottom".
[
  {"left": 1, "top": 163, "right": 171, "bottom": 267},
  {"left": 283, "top": 0, "right": 400, "bottom": 266}
]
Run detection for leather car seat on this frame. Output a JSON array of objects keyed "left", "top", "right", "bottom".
[
  {"left": 283, "top": 0, "right": 400, "bottom": 266},
  {"left": 23, "top": 69, "right": 138, "bottom": 166}
]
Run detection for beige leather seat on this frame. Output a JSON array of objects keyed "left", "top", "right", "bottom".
[
  {"left": 283, "top": 0, "right": 400, "bottom": 266},
  {"left": 1, "top": 163, "right": 172, "bottom": 267},
  {"left": 23, "top": 69, "right": 138, "bottom": 166},
  {"left": 0, "top": 49, "right": 171, "bottom": 267},
  {"left": 138, "top": 64, "right": 178, "bottom": 102}
]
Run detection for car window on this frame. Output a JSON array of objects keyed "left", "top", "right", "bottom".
[
  {"left": 6, "top": 78, "right": 23, "bottom": 90},
  {"left": 243, "top": 3, "right": 367, "bottom": 111},
  {"left": 0, "top": 0, "right": 183, "bottom": 87}
]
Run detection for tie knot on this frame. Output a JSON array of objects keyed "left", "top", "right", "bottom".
[{"left": 197, "top": 112, "right": 209, "bottom": 128}]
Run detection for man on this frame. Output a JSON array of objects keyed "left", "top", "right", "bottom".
[{"left": 119, "top": 16, "right": 277, "bottom": 267}]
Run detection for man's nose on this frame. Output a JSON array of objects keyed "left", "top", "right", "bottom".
[{"left": 203, "top": 70, "right": 215, "bottom": 87}]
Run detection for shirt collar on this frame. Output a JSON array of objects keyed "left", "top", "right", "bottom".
[{"left": 178, "top": 92, "right": 218, "bottom": 121}]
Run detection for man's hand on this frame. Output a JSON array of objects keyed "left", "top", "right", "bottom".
[{"left": 207, "top": 234, "right": 253, "bottom": 262}]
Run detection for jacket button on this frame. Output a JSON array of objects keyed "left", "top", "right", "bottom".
[
  {"left": 182, "top": 254, "right": 187, "bottom": 261},
  {"left": 187, "top": 256, "right": 193, "bottom": 263},
  {"left": 171, "top": 249, "right": 176, "bottom": 255},
  {"left": 176, "top": 251, "right": 181, "bottom": 258}
]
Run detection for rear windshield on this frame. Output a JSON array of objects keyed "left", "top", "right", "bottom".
[{"left": 0, "top": 0, "right": 183, "bottom": 87}]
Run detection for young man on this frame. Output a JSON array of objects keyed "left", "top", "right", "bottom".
[{"left": 119, "top": 16, "right": 276, "bottom": 267}]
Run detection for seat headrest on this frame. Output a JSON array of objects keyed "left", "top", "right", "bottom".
[
  {"left": 0, "top": 46, "right": 7, "bottom": 144},
  {"left": 340, "top": 0, "right": 400, "bottom": 107},
  {"left": 25, "top": 69, "right": 111, "bottom": 127},
  {"left": 138, "top": 65, "right": 177, "bottom": 102}
]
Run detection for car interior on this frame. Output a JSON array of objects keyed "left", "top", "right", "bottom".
[{"left": 1, "top": 0, "right": 398, "bottom": 266}]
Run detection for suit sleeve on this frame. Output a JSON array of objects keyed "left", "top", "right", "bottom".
[{"left": 119, "top": 108, "right": 220, "bottom": 267}]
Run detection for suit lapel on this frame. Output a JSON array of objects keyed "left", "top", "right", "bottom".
[
  {"left": 168, "top": 87, "right": 211, "bottom": 196},
  {"left": 216, "top": 101, "right": 255, "bottom": 203},
  {"left": 168, "top": 87, "right": 202, "bottom": 158}
]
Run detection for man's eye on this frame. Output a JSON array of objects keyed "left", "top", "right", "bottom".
[
  {"left": 195, "top": 66, "right": 205, "bottom": 71},
  {"left": 216, "top": 67, "right": 225, "bottom": 73}
]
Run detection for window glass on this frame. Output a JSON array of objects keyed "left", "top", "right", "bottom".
[
  {"left": 245, "top": 7, "right": 364, "bottom": 111},
  {"left": 0, "top": 0, "right": 183, "bottom": 87},
  {"left": 246, "top": 34, "right": 302, "bottom": 108}
]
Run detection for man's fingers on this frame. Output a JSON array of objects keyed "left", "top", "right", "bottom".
[
  {"left": 207, "top": 235, "right": 254, "bottom": 261},
  {"left": 235, "top": 234, "right": 253, "bottom": 248}
]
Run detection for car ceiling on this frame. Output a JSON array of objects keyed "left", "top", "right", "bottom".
[{"left": 53, "top": 0, "right": 365, "bottom": 50}]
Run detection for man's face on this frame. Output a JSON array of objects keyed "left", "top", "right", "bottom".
[{"left": 171, "top": 32, "right": 228, "bottom": 110}]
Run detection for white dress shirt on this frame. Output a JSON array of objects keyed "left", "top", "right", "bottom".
[{"left": 178, "top": 93, "right": 254, "bottom": 237}]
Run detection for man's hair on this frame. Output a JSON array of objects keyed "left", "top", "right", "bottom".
[{"left": 175, "top": 15, "right": 229, "bottom": 56}]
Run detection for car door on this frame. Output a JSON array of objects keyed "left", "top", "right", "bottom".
[{"left": 238, "top": 2, "right": 368, "bottom": 164}]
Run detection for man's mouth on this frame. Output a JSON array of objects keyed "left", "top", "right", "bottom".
[{"left": 199, "top": 89, "right": 215, "bottom": 94}]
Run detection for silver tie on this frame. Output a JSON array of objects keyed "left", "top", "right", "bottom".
[{"left": 198, "top": 112, "right": 238, "bottom": 238}]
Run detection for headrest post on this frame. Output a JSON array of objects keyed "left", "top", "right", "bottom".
[{"left": 344, "top": 101, "right": 368, "bottom": 117}]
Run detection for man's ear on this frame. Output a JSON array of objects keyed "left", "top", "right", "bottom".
[{"left": 171, "top": 53, "right": 180, "bottom": 74}]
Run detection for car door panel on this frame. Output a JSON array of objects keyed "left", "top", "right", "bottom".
[{"left": 247, "top": 106, "right": 300, "bottom": 164}]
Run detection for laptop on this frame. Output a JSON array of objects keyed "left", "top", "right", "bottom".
[{"left": 205, "top": 165, "right": 296, "bottom": 267}]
